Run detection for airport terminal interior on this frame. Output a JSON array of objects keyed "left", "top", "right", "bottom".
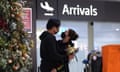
[
  {"left": 36, "top": 20, "right": 120, "bottom": 72},
  {"left": 0, "top": 0, "right": 120, "bottom": 72}
]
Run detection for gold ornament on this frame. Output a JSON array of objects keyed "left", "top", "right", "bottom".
[
  {"left": 11, "top": 38, "right": 17, "bottom": 43},
  {"left": 12, "top": 2, "right": 22, "bottom": 10},
  {"left": 16, "top": 50, "right": 22, "bottom": 56},
  {"left": 23, "top": 31, "right": 28, "bottom": 37},
  {"left": 22, "top": 56, "right": 26, "bottom": 61},
  {"left": 29, "top": 40, "right": 34, "bottom": 48},
  {"left": 23, "top": 53, "right": 29, "bottom": 58},
  {"left": 16, "top": 15, "right": 22, "bottom": 21},
  {"left": 11, "top": 2, "right": 23, "bottom": 21}
]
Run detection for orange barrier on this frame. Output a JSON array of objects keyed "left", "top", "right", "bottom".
[{"left": 102, "top": 45, "right": 120, "bottom": 72}]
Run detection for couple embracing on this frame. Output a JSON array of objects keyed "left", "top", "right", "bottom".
[{"left": 39, "top": 19, "right": 79, "bottom": 72}]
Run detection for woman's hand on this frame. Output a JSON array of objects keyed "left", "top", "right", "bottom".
[
  {"left": 51, "top": 68, "right": 57, "bottom": 72},
  {"left": 68, "top": 54, "right": 75, "bottom": 60}
]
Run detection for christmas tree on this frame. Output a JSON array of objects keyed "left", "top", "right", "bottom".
[{"left": 0, "top": 0, "right": 33, "bottom": 72}]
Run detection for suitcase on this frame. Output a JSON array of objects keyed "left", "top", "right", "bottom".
[{"left": 102, "top": 44, "right": 120, "bottom": 72}]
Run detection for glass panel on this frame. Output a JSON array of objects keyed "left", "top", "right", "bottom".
[{"left": 94, "top": 22, "right": 120, "bottom": 51}]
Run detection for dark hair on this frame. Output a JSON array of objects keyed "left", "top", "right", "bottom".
[
  {"left": 68, "top": 29, "right": 79, "bottom": 40},
  {"left": 61, "top": 29, "right": 79, "bottom": 41},
  {"left": 46, "top": 18, "right": 61, "bottom": 29}
]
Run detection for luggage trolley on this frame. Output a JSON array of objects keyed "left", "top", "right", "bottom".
[{"left": 83, "top": 51, "right": 102, "bottom": 72}]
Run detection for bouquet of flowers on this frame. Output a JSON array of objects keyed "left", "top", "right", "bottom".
[
  {"left": 57, "top": 44, "right": 79, "bottom": 71},
  {"left": 66, "top": 45, "right": 79, "bottom": 55}
]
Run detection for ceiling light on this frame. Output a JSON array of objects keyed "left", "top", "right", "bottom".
[{"left": 115, "top": 28, "right": 120, "bottom": 31}]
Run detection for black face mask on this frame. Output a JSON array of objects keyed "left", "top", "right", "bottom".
[
  {"left": 55, "top": 31, "right": 57, "bottom": 34},
  {"left": 61, "top": 32, "right": 65, "bottom": 39}
]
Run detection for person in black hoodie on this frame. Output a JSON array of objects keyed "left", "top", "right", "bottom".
[
  {"left": 57, "top": 29, "right": 79, "bottom": 72},
  {"left": 39, "top": 19, "right": 67, "bottom": 72}
]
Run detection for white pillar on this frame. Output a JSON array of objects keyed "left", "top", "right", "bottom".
[{"left": 88, "top": 21, "right": 94, "bottom": 52}]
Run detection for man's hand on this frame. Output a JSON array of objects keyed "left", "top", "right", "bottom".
[{"left": 51, "top": 68, "right": 57, "bottom": 72}]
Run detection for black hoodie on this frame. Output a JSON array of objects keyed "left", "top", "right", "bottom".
[{"left": 39, "top": 31, "right": 66, "bottom": 72}]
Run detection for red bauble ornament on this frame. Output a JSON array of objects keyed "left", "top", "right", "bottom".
[{"left": 0, "top": 17, "right": 8, "bottom": 30}]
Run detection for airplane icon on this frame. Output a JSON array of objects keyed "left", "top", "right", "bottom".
[{"left": 40, "top": 1, "right": 54, "bottom": 12}]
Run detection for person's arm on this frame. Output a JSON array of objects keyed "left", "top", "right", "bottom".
[
  {"left": 45, "top": 36, "right": 66, "bottom": 63},
  {"left": 58, "top": 40, "right": 74, "bottom": 63}
]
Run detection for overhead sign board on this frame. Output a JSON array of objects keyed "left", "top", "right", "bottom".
[{"left": 37, "top": 0, "right": 120, "bottom": 21}]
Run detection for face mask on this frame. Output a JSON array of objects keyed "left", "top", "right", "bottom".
[{"left": 61, "top": 32, "right": 65, "bottom": 38}]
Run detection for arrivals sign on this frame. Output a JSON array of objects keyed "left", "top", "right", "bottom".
[
  {"left": 37, "top": 0, "right": 120, "bottom": 21},
  {"left": 62, "top": 4, "right": 98, "bottom": 16},
  {"left": 57, "top": 0, "right": 104, "bottom": 20}
]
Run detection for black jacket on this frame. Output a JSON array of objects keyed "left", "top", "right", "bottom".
[
  {"left": 40, "top": 31, "right": 67, "bottom": 72},
  {"left": 57, "top": 40, "right": 72, "bottom": 72}
]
